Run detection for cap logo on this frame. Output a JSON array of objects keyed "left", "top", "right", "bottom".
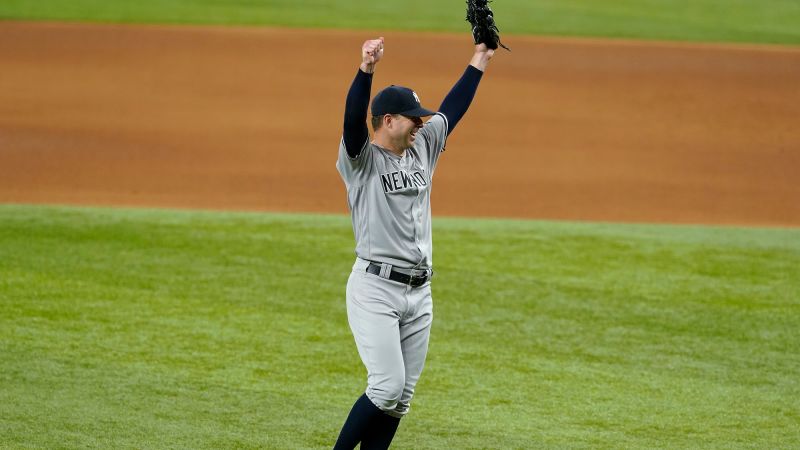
[{"left": 412, "top": 91, "right": 421, "bottom": 104}]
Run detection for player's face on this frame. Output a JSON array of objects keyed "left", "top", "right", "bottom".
[{"left": 396, "top": 115, "right": 424, "bottom": 148}]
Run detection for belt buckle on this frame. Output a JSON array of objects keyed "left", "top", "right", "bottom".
[{"left": 409, "top": 271, "right": 429, "bottom": 287}]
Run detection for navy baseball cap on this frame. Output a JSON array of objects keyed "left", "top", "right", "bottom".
[{"left": 371, "top": 85, "right": 436, "bottom": 117}]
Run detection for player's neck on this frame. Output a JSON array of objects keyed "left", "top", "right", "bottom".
[{"left": 372, "top": 135, "right": 405, "bottom": 157}]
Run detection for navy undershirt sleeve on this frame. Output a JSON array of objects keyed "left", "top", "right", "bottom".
[
  {"left": 438, "top": 65, "right": 484, "bottom": 135},
  {"left": 343, "top": 69, "right": 373, "bottom": 158}
]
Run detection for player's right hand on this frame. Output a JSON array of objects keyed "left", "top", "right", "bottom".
[{"left": 361, "top": 37, "right": 384, "bottom": 67}]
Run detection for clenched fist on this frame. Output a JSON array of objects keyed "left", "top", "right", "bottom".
[{"left": 360, "top": 37, "right": 384, "bottom": 74}]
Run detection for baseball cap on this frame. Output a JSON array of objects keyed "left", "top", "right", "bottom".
[{"left": 371, "top": 85, "right": 436, "bottom": 117}]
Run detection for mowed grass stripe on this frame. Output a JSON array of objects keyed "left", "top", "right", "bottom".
[
  {"left": 1, "top": 0, "right": 800, "bottom": 45},
  {"left": 1, "top": 204, "right": 798, "bottom": 448}
]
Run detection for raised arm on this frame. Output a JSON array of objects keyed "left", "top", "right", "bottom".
[
  {"left": 342, "top": 37, "right": 384, "bottom": 158},
  {"left": 438, "top": 44, "right": 494, "bottom": 135}
]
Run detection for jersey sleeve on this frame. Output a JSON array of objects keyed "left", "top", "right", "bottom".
[
  {"left": 438, "top": 65, "right": 483, "bottom": 135},
  {"left": 416, "top": 113, "right": 449, "bottom": 176},
  {"left": 342, "top": 69, "right": 373, "bottom": 158},
  {"left": 336, "top": 136, "right": 372, "bottom": 188}
]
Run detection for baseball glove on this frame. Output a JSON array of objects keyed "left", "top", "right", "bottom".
[{"left": 466, "top": 0, "right": 510, "bottom": 51}]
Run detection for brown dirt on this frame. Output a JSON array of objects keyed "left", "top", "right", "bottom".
[{"left": 1, "top": 22, "right": 798, "bottom": 226}]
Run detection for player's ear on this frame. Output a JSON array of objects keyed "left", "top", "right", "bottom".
[{"left": 383, "top": 114, "right": 393, "bottom": 129}]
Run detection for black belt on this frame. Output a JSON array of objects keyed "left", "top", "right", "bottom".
[{"left": 366, "top": 263, "right": 431, "bottom": 288}]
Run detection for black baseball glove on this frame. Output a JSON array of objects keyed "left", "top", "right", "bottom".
[{"left": 466, "top": 0, "right": 510, "bottom": 51}]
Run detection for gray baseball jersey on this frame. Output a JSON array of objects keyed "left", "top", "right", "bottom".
[{"left": 336, "top": 113, "right": 449, "bottom": 269}]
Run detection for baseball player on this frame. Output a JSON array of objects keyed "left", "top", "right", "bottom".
[{"left": 333, "top": 36, "right": 494, "bottom": 449}]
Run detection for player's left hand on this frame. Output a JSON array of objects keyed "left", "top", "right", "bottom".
[
  {"left": 475, "top": 43, "right": 495, "bottom": 60},
  {"left": 470, "top": 43, "right": 495, "bottom": 72}
]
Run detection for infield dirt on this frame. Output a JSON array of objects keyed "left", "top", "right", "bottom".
[{"left": 1, "top": 22, "right": 798, "bottom": 226}]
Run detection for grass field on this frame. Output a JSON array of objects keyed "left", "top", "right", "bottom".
[
  {"left": 1, "top": 204, "right": 798, "bottom": 448},
  {"left": 2, "top": 0, "right": 800, "bottom": 45}
]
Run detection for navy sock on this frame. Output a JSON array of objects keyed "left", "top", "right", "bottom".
[
  {"left": 333, "top": 394, "right": 385, "bottom": 449},
  {"left": 360, "top": 411, "right": 401, "bottom": 450}
]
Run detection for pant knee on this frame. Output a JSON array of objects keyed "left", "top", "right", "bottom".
[{"left": 368, "top": 379, "right": 404, "bottom": 411}]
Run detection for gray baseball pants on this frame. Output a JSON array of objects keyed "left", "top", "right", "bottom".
[{"left": 346, "top": 257, "right": 433, "bottom": 418}]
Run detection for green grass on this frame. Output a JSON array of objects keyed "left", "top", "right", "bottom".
[
  {"left": 1, "top": 204, "right": 799, "bottom": 448},
  {"left": 1, "top": 0, "right": 800, "bottom": 45}
]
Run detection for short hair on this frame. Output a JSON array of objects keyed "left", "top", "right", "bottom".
[{"left": 371, "top": 115, "right": 384, "bottom": 132}]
